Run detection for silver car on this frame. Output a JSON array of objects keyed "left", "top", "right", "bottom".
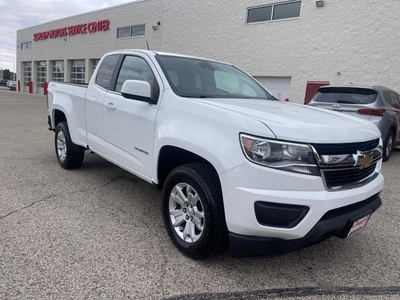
[
  {"left": 8, "top": 81, "right": 16, "bottom": 91},
  {"left": 309, "top": 86, "right": 400, "bottom": 161}
]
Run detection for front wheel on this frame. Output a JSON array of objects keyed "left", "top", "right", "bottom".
[
  {"left": 383, "top": 131, "right": 394, "bottom": 162},
  {"left": 162, "top": 163, "right": 227, "bottom": 260},
  {"left": 55, "top": 122, "right": 84, "bottom": 169}
]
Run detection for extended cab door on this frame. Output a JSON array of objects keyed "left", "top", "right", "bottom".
[
  {"left": 85, "top": 54, "right": 121, "bottom": 151},
  {"left": 102, "top": 54, "right": 161, "bottom": 180}
]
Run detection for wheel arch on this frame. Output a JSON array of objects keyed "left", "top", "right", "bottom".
[
  {"left": 156, "top": 145, "right": 222, "bottom": 193},
  {"left": 52, "top": 110, "right": 86, "bottom": 152},
  {"left": 52, "top": 109, "right": 67, "bottom": 128}
]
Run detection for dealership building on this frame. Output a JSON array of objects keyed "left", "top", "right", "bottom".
[{"left": 16, "top": 0, "right": 400, "bottom": 103}]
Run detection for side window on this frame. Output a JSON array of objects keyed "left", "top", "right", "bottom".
[
  {"left": 389, "top": 92, "right": 400, "bottom": 108},
  {"left": 95, "top": 54, "right": 119, "bottom": 89},
  {"left": 115, "top": 56, "right": 157, "bottom": 96},
  {"left": 393, "top": 94, "right": 400, "bottom": 109}
]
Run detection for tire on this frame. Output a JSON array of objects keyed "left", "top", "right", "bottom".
[
  {"left": 383, "top": 131, "right": 394, "bottom": 162},
  {"left": 54, "top": 121, "right": 84, "bottom": 169},
  {"left": 162, "top": 163, "right": 227, "bottom": 260}
]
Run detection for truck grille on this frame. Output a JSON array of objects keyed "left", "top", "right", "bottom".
[
  {"left": 312, "top": 139, "right": 379, "bottom": 155},
  {"left": 322, "top": 164, "right": 377, "bottom": 190},
  {"left": 310, "top": 139, "right": 381, "bottom": 191}
]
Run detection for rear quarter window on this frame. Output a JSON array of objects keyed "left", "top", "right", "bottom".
[
  {"left": 314, "top": 87, "right": 378, "bottom": 104},
  {"left": 383, "top": 91, "right": 400, "bottom": 108}
]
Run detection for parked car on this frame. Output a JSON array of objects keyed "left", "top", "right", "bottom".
[
  {"left": 309, "top": 86, "right": 400, "bottom": 161},
  {"left": 0, "top": 79, "right": 9, "bottom": 87},
  {"left": 8, "top": 81, "right": 16, "bottom": 91}
]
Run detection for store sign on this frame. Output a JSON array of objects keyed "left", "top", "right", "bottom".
[{"left": 33, "top": 19, "right": 110, "bottom": 42}]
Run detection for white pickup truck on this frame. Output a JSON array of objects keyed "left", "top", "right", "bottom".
[{"left": 47, "top": 50, "right": 384, "bottom": 259}]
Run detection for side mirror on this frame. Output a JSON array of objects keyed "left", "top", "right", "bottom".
[{"left": 121, "top": 80, "right": 157, "bottom": 104}]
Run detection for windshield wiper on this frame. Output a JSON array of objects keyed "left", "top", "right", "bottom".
[
  {"left": 336, "top": 100, "right": 357, "bottom": 104},
  {"left": 179, "top": 94, "right": 214, "bottom": 98}
]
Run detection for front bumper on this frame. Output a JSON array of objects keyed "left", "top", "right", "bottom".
[
  {"left": 230, "top": 193, "right": 381, "bottom": 258},
  {"left": 219, "top": 161, "right": 384, "bottom": 258}
]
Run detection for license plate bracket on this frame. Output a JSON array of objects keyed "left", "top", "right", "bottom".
[{"left": 347, "top": 214, "right": 371, "bottom": 237}]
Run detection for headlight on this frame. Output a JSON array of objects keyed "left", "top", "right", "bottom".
[{"left": 240, "top": 134, "right": 320, "bottom": 176}]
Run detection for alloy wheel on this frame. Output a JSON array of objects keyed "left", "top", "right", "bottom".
[
  {"left": 168, "top": 183, "right": 205, "bottom": 243},
  {"left": 57, "top": 131, "right": 67, "bottom": 161}
]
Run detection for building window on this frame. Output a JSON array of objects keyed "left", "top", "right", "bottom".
[
  {"left": 52, "top": 61, "right": 64, "bottom": 82},
  {"left": 21, "top": 41, "right": 32, "bottom": 50},
  {"left": 92, "top": 59, "right": 100, "bottom": 72},
  {"left": 89, "top": 59, "right": 101, "bottom": 81},
  {"left": 71, "top": 60, "right": 85, "bottom": 84},
  {"left": 23, "top": 62, "right": 32, "bottom": 92},
  {"left": 36, "top": 61, "right": 47, "bottom": 91},
  {"left": 247, "top": 0, "right": 301, "bottom": 23},
  {"left": 117, "top": 24, "right": 145, "bottom": 38}
]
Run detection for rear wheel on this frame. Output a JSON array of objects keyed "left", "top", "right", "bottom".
[
  {"left": 162, "top": 163, "right": 227, "bottom": 260},
  {"left": 55, "top": 122, "right": 84, "bottom": 169},
  {"left": 383, "top": 131, "right": 394, "bottom": 162}
]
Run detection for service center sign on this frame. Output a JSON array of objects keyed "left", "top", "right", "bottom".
[{"left": 34, "top": 19, "right": 110, "bottom": 42}]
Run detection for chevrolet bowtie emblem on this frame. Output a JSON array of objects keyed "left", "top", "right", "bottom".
[{"left": 353, "top": 150, "right": 373, "bottom": 167}]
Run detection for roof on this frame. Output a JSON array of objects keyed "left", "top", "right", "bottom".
[{"left": 317, "top": 85, "right": 396, "bottom": 91}]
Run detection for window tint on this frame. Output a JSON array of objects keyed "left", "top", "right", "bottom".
[
  {"left": 390, "top": 93, "right": 400, "bottom": 106},
  {"left": 115, "top": 56, "right": 158, "bottom": 97},
  {"left": 214, "top": 70, "right": 257, "bottom": 97},
  {"left": 156, "top": 55, "right": 274, "bottom": 100},
  {"left": 382, "top": 91, "right": 391, "bottom": 104},
  {"left": 314, "top": 87, "right": 378, "bottom": 104},
  {"left": 385, "top": 91, "right": 400, "bottom": 108},
  {"left": 95, "top": 54, "right": 120, "bottom": 89},
  {"left": 395, "top": 94, "right": 400, "bottom": 108}
]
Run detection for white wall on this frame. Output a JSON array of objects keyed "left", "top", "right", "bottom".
[{"left": 17, "top": 0, "right": 400, "bottom": 101}]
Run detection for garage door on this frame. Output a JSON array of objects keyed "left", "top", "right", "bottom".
[{"left": 253, "top": 77, "right": 291, "bottom": 101}]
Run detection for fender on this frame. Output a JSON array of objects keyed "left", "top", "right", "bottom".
[
  {"left": 50, "top": 84, "right": 88, "bottom": 148},
  {"left": 152, "top": 91, "right": 274, "bottom": 183}
]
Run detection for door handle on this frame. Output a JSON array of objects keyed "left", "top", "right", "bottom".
[{"left": 105, "top": 102, "right": 116, "bottom": 110}]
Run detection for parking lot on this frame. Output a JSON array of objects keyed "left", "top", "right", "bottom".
[{"left": 0, "top": 87, "right": 399, "bottom": 299}]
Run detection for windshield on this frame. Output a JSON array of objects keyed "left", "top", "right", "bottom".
[
  {"left": 156, "top": 55, "right": 275, "bottom": 100},
  {"left": 314, "top": 87, "right": 378, "bottom": 104}
]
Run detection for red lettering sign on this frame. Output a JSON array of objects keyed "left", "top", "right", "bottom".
[{"left": 33, "top": 19, "right": 110, "bottom": 42}]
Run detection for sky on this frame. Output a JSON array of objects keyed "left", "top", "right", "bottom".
[{"left": 0, "top": 0, "right": 135, "bottom": 73}]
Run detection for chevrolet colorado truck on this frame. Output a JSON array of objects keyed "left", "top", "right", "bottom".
[{"left": 47, "top": 50, "right": 384, "bottom": 259}]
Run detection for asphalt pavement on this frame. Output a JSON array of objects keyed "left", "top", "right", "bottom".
[{"left": 0, "top": 87, "right": 399, "bottom": 299}]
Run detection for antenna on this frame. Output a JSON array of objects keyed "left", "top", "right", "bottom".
[{"left": 146, "top": 41, "right": 150, "bottom": 50}]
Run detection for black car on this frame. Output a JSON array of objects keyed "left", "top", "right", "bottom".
[{"left": 0, "top": 79, "right": 10, "bottom": 86}]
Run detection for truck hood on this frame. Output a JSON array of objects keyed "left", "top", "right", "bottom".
[{"left": 196, "top": 99, "right": 381, "bottom": 143}]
